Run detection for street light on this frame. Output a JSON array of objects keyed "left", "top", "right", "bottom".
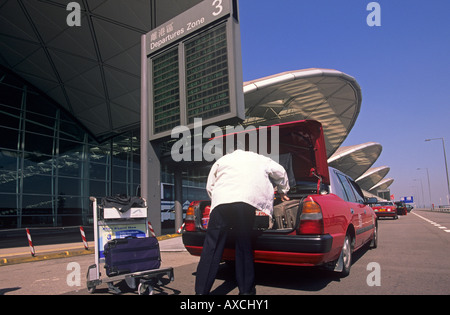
[
  {"left": 417, "top": 168, "right": 432, "bottom": 208},
  {"left": 413, "top": 178, "right": 425, "bottom": 208},
  {"left": 425, "top": 138, "right": 450, "bottom": 205}
]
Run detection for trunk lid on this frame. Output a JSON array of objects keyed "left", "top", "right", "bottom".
[{"left": 215, "top": 119, "right": 330, "bottom": 187}]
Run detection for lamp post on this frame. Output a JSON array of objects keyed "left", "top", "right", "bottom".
[
  {"left": 417, "top": 168, "right": 432, "bottom": 208},
  {"left": 425, "top": 138, "right": 450, "bottom": 205},
  {"left": 413, "top": 178, "right": 425, "bottom": 208}
]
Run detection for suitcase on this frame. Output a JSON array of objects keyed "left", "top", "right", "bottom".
[
  {"left": 104, "top": 237, "right": 161, "bottom": 277},
  {"left": 273, "top": 199, "right": 301, "bottom": 229},
  {"left": 253, "top": 210, "right": 273, "bottom": 230}
]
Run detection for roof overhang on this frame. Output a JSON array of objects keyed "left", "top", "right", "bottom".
[
  {"left": 369, "top": 178, "right": 394, "bottom": 192},
  {"left": 356, "top": 166, "right": 390, "bottom": 191},
  {"left": 243, "top": 69, "right": 362, "bottom": 158},
  {"left": 328, "top": 142, "right": 382, "bottom": 180}
]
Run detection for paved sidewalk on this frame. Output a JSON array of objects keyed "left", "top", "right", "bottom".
[{"left": 0, "top": 234, "right": 185, "bottom": 267}]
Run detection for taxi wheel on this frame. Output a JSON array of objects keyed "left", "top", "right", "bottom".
[
  {"left": 340, "top": 234, "right": 352, "bottom": 278},
  {"left": 370, "top": 221, "right": 378, "bottom": 249}
]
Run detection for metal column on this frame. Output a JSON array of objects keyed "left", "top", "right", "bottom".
[{"left": 141, "top": 34, "right": 161, "bottom": 236}]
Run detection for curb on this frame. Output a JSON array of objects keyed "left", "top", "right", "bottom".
[
  {"left": 0, "top": 248, "right": 95, "bottom": 267},
  {"left": 0, "top": 234, "right": 182, "bottom": 267}
]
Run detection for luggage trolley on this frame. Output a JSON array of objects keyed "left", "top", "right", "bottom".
[{"left": 86, "top": 196, "right": 174, "bottom": 295}]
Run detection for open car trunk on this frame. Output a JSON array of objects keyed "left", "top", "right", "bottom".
[{"left": 197, "top": 120, "right": 330, "bottom": 232}]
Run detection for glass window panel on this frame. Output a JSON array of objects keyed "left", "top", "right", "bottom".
[
  {"left": 57, "top": 196, "right": 81, "bottom": 214},
  {"left": 0, "top": 83, "right": 23, "bottom": 109},
  {"left": 0, "top": 108, "right": 20, "bottom": 129},
  {"left": 112, "top": 166, "right": 127, "bottom": 182},
  {"left": 0, "top": 194, "right": 19, "bottom": 228},
  {"left": 58, "top": 158, "right": 82, "bottom": 178},
  {"left": 0, "top": 126, "right": 19, "bottom": 150},
  {"left": 0, "top": 103, "right": 21, "bottom": 115},
  {"left": 24, "top": 132, "right": 54, "bottom": 155},
  {"left": 23, "top": 175, "right": 53, "bottom": 194},
  {"left": 26, "top": 119, "right": 54, "bottom": 137},
  {"left": 26, "top": 93, "right": 59, "bottom": 117},
  {"left": 0, "top": 149, "right": 19, "bottom": 171},
  {"left": 0, "top": 170, "right": 18, "bottom": 193},
  {"left": 23, "top": 152, "right": 53, "bottom": 169},
  {"left": 27, "top": 111, "right": 55, "bottom": 125},
  {"left": 111, "top": 154, "right": 129, "bottom": 167},
  {"left": 89, "top": 144, "right": 110, "bottom": 164},
  {"left": 0, "top": 193, "right": 18, "bottom": 214},
  {"left": 132, "top": 154, "right": 140, "bottom": 167},
  {"left": 59, "top": 139, "right": 83, "bottom": 157},
  {"left": 89, "top": 162, "right": 108, "bottom": 180},
  {"left": 59, "top": 121, "right": 85, "bottom": 142},
  {"left": 133, "top": 169, "right": 140, "bottom": 184},
  {"left": 22, "top": 195, "right": 53, "bottom": 214},
  {"left": 59, "top": 177, "right": 80, "bottom": 196},
  {"left": 112, "top": 182, "right": 127, "bottom": 195},
  {"left": 21, "top": 215, "right": 54, "bottom": 227},
  {"left": 89, "top": 180, "right": 107, "bottom": 197}
]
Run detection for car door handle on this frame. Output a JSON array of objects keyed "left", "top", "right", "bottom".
[{"left": 350, "top": 208, "right": 354, "bottom": 214}]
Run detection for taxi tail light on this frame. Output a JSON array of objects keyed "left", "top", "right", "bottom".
[{"left": 298, "top": 199, "right": 324, "bottom": 235}]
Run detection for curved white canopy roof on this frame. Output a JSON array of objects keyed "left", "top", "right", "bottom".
[
  {"left": 243, "top": 69, "right": 362, "bottom": 157},
  {"left": 328, "top": 142, "right": 382, "bottom": 180},
  {"left": 369, "top": 178, "right": 394, "bottom": 192},
  {"left": 356, "top": 166, "right": 391, "bottom": 191}
]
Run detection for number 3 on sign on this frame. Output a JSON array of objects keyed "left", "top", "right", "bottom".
[{"left": 212, "top": 0, "right": 223, "bottom": 16}]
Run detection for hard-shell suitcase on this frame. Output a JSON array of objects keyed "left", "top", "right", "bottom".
[
  {"left": 254, "top": 210, "right": 272, "bottom": 230},
  {"left": 273, "top": 199, "right": 301, "bottom": 229},
  {"left": 104, "top": 237, "right": 161, "bottom": 277}
]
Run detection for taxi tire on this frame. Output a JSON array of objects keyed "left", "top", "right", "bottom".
[
  {"left": 370, "top": 221, "right": 378, "bottom": 249},
  {"left": 339, "top": 234, "right": 352, "bottom": 278}
]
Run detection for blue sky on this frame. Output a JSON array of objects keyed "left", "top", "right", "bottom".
[{"left": 238, "top": 0, "right": 450, "bottom": 206}]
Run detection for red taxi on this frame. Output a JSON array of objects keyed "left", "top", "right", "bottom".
[
  {"left": 182, "top": 120, "right": 378, "bottom": 277},
  {"left": 371, "top": 201, "right": 398, "bottom": 219}
]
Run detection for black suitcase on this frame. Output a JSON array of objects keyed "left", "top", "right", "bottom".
[{"left": 104, "top": 237, "right": 161, "bottom": 277}]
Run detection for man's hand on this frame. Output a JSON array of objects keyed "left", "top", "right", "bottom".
[{"left": 279, "top": 193, "right": 290, "bottom": 201}]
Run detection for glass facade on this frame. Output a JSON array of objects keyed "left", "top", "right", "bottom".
[{"left": 0, "top": 69, "right": 140, "bottom": 229}]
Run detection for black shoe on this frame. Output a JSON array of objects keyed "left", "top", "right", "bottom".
[{"left": 239, "top": 288, "right": 256, "bottom": 295}]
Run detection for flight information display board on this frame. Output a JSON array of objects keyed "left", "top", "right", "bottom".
[
  {"left": 152, "top": 48, "right": 180, "bottom": 134},
  {"left": 185, "top": 23, "right": 230, "bottom": 124},
  {"left": 145, "top": 0, "right": 244, "bottom": 141}
]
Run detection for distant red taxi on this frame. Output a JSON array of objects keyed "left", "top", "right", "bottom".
[
  {"left": 182, "top": 120, "right": 378, "bottom": 277},
  {"left": 371, "top": 201, "right": 398, "bottom": 219}
]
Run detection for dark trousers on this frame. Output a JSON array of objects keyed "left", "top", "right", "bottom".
[{"left": 195, "top": 202, "right": 256, "bottom": 295}]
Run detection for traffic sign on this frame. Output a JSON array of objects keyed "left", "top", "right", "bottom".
[
  {"left": 401, "top": 196, "right": 414, "bottom": 204},
  {"left": 145, "top": 0, "right": 245, "bottom": 141}
]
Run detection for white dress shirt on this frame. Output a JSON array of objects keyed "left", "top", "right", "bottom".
[{"left": 206, "top": 150, "right": 290, "bottom": 216}]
